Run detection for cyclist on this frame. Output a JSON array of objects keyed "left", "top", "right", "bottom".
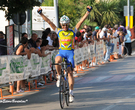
[{"left": 37, "top": 6, "right": 92, "bottom": 103}]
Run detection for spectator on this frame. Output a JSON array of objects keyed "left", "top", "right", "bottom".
[
  {"left": 28, "top": 33, "right": 38, "bottom": 48},
  {"left": 21, "top": 33, "right": 28, "bottom": 39},
  {"left": 92, "top": 26, "right": 100, "bottom": 65},
  {"left": 41, "top": 30, "right": 49, "bottom": 47},
  {"left": 14, "top": 37, "right": 31, "bottom": 59},
  {"left": 104, "top": 29, "right": 114, "bottom": 63},
  {"left": 100, "top": 27, "right": 108, "bottom": 57},
  {"left": 117, "top": 22, "right": 127, "bottom": 56},
  {"left": 75, "top": 31, "right": 86, "bottom": 47},
  {"left": 125, "top": 26, "right": 132, "bottom": 55},
  {"left": 112, "top": 27, "right": 118, "bottom": 38},
  {"left": 83, "top": 25, "right": 88, "bottom": 40},
  {"left": 114, "top": 24, "right": 118, "bottom": 30},
  {"left": 117, "top": 22, "right": 127, "bottom": 34},
  {"left": 14, "top": 37, "right": 32, "bottom": 93},
  {"left": 52, "top": 31, "right": 59, "bottom": 49},
  {"left": 0, "top": 31, "right": 7, "bottom": 55},
  {"left": 92, "top": 26, "right": 100, "bottom": 41},
  {"left": 46, "top": 28, "right": 53, "bottom": 46},
  {"left": 86, "top": 32, "right": 93, "bottom": 44},
  {"left": 118, "top": 31, "right": 125, "bottom": 58},
  {"left": 107, "top": 29, "right": 114, "bottom": 55},
  {"left": 117, "top": 28, "right": 125, "bottom": 58},
  {"left": 36, "top": 38, "right": 51, "bottom": 57}
]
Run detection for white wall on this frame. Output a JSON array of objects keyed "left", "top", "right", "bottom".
[{"left": 0, "top": 10, "right": 8, "bottom": 33}]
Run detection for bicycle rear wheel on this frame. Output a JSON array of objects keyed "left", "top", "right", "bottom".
[{"left": 59, "top": 75, "right": 65, "bottom": 109}]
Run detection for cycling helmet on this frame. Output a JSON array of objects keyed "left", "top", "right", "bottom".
[{"left": 60, "top": 15, "right": 70, "bottom": 24}]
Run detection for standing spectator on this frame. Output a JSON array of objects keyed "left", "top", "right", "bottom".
[
  {"left": 112, "top": 27, "right": 118, "bottom": 38},
  {"left": 92, "top": 26, "right": 100, "bottom": 41},
  {"left": 41, "top": 30, "right": 49, "bottom": 47},
  {"left": 100, "top": 28, "right": 108, "bottom": 57},
  {"left": 0, "top": 31, "right": 7, "bottom": 55},
  {"left": 83, "top": 25, "right": 88, "bottom": 40},
  {"left": 28, "top": 33, "right": 38, "bottom": 48},
  {"left": 104, "top": 30, "right": 114, "bottom": 63},
  {"left": 125, "top": 26, "right": 132, "bottom": 55},
  {"left": 86, "top": 32, "right": 93, "bottom": 44},
  {"left": 14, "top": 37, "right": 32, "bottom": 93},
  {"left": 118, "top": 31, "right": 125, "bottom": 58},
  {"left": 36, "top": 38, "right": 51, "bottom": 57},
  {"left": 92, "top": 26, "right": 100, "bottom": 65},
  {"left": 117, "top": 22, "right": 127, "bottom": 57},
  {"left": 46, "top": 28, "right": 53, "bottom": 46},
  {"left": 117, "top": 22, "right": 127, "bottom": 34},
  {"left": 52, "top": 31, "right": 59, "bottom": 49}
]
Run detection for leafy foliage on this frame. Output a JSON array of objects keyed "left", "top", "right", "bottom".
[{"left": 0, "top": 0, "right": 41, "bottom": 20}]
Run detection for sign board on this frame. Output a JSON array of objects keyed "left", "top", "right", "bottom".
[
  {"left": 32, "top": 6, "right": 56, "bottom": 31},
  {"left": 124, "top": 6, "right": 134, "bottom": 16},
  {"left": 6, "top": 25, "right": 14, "bottom": 55}
]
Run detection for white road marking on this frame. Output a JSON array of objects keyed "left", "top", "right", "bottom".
[
  {"left": 122, "top": 75, "right": 135, "bottom": 81},
  {"left": 102, "top": 105, "right": 116, "bottom": 110},
  {"left": 102, "top": 92, "right": 135, "bottom": 110},
  {"left": 91, "top": 76, "right": 111, "bottom": 82}
]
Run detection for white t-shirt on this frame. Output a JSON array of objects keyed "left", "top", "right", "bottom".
[
  {"left": 113, "top": 30, "right": 118, "bottom": 37},
  {"left": 99, "top": 31, "right": 104, "bottom": 38},
  {"left": 47, "top": 36, "right": 53, "bottom": 46},
  {"left": 83, "top": 32, "right": 87, "bottom": 40}
]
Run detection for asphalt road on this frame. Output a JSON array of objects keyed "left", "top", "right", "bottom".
[{"left": 0, "top": 53, "right": 135, "bottom": 110}]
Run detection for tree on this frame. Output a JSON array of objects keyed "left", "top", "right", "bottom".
[
  {"left": 99, "top": 0, "right": 120, "bottom": 27},
  {"left": 0, "top": 0, "right": 41, "bottom": 20}
]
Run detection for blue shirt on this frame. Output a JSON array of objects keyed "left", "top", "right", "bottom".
[{"left": 125, "top": 30, "right": 131, "bottom": 43}]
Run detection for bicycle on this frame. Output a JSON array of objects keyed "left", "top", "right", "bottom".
[{"left": 52, "top": 59, "right": 73, "bottom": 109}]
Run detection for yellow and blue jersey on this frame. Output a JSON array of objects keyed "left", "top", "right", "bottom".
[{"left": 56, "top": 27, "right": 77, "bottom": 51}]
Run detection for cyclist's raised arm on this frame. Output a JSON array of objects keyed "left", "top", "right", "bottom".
[
  {"left": 75, "top": 6, "right": 92, "bottom": 30},
  {"left": 37, "top": 8, "right": 57, "bottom": 31}
]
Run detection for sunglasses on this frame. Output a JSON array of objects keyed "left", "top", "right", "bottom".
[{"left": 62, "top": 24, "right": 69, "bottom": 26}]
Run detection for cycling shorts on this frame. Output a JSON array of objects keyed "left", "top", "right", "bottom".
[{"left": 55, "top": 50, "right": 75, "bottom": 68}]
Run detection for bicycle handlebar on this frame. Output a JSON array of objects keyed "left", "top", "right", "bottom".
[{"left": 51, "top": 62, "right": 73, "bottom": 71}]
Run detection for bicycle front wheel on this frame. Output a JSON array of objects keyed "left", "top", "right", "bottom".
[
  {"left": 59, "top": 75, "right": 65, "bottom": 109},
  {"left": 65, "top": 79, "right": 69, "bottom": 106}
]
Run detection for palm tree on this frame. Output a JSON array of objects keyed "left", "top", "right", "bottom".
[{"left": 98, "top": 0, "right": 120, "bottom": 27}]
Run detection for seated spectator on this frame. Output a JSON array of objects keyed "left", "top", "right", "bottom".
[
  {"left": 28, "top": 33, "right": 38, "bottom": 48},
  {"left": 0, "top": 31, "right": 7, "bottom": 55}
]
